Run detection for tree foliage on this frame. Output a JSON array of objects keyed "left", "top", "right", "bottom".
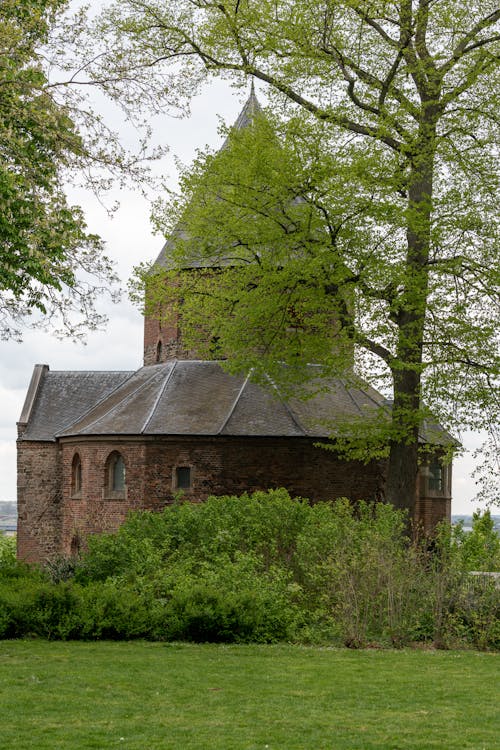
[
  {"left": 94, "top": 0, "right": 500, "bottom": 510},
  {"left": 0, "top": 0, "right": 159, "bottom": 340}
]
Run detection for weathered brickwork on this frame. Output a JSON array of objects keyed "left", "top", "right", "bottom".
[
  {"left": 49, "top": 435, "right": 386, "bottom": 556},
  {"left": 143, "top": 311, "right": 186, "bottom": 365},
  {"left": 60, "top": 441, "right": 148, "bottom": 556},
  {"left": 18, "top": 431, "right": 451, "bottom": 562},
  {"left": 17, "top": 441, "right": 62, "bottom": 563},
  {"left": 142, "top": 436, "right": 386, "bottom": 504},
  {"left": 414, "top": 496, "right": 451, "bottom": 536},
  {"left": 416, "top": 461, "right": 453, "bottom": 535}
]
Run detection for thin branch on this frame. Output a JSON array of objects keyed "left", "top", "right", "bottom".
[{"left": 439, "top": 8, "right": 500, "bottom": 75}]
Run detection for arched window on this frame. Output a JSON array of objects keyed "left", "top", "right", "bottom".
[
  {"left": 105, "top": 451, "right": 126, "bottom": 497},
  {"left": 71, "top": 453, "right": 82, "bottom": 497},
  {"left": 70, "top": 534, "right": 81, "bottom": 557},
  {"left": 156, "top": 340, "right": 163, "bottom": 363}
]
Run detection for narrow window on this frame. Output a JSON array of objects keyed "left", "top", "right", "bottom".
[
  {"left": 428, "top": 460, "right": 443, "bottom": 492},
  {"left": 176, "top": 466, "right": 191, "bottom": 490},
  {"left": 105, "top": 451, "right": 126, "bottom": 496},
  {"left": 156, "top": 340, "right": 163, "bottom": 363},
  {"left": 111, "top": 454, "right": 126, "bottom": 491},
  {"left": 71, "top": 454, "right": 82, "bottom": 496}
]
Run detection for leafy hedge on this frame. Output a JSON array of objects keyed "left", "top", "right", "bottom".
[{"left": 0, "top": 492, "right": 498, "bottom": 647}]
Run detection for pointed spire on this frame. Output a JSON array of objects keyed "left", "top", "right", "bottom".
[{"left": 232, "top": 81, "right": 262, "bottom": 132}]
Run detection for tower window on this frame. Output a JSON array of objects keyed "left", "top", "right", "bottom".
[{"left": 175, "top": 466, "right": 192, "bottom": 490}]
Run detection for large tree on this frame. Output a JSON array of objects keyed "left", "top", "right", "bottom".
[
  {"left": 95, "top": 0, "right": 500, "bottom": 512},
  {"left": 0, "top": 0, "right": 157, "bottom": 341}
]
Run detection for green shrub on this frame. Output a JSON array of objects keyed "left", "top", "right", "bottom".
[
  {"left": 1, "top": 491, "right": 498, "bottom": 648},
  {"left": 75, "top": 489, "right": 311, "bottom": 583},
  {"left": 0, "top": 534, "right": 16, "bottom": 565},
  {"left": 75, "top": 580, "right": 156, "bottom": 640},
  {"left": 0, "top": 534, "right": 34, "bottom": 580},
  {"left": 0, "top": 578, "right": 79, "bottom": 639},
  {"left": 294, "top": 499, "right": 431, "bottom": 646},
  {"left": 149, "top": 552, "right": 301, "bottom": 643},
  {"left": 449, "top": 510, "right": 500, "bottom": 572}
]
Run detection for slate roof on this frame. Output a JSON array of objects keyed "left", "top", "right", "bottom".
[
  {"left": 19, "top": 369, "right": 134, "bottom": 441},
  {"left": 19, "top": 360, "right": 454, "bottom": 445},
  {"left": 18, "top": 360, "right": 385, "bottom": 441},
  {"left": 56, "top": 360, "right": 387, "bottom": 439}
]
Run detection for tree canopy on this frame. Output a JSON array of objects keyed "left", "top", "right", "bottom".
[
  {"left": 94, "top": 0, "right": 499, "bottom": 511},
  {"left": 0, "top": 0, "right": 157, "bottom": 341}
]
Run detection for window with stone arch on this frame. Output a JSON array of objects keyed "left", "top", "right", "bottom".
[
  {"left": 105, "top": 451, "right": 126, "bottom": 497},
  {"left": 71, "top": 453, "right": 82, "bottom": 497}
]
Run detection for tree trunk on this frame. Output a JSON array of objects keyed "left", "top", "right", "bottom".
[
  {"left": 386, "top": 439, "right": 419, "bottom": 517},
  {"left": 384, "top": 99, "right": 440, "bottom": 521}
]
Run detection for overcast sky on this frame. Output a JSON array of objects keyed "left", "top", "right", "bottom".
[{"left": 0, "top": 68, "right": 489, "bottom": 515}]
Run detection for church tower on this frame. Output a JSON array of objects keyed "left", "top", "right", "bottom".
[{"left": 143, "top": 88, "right": 263, "bottom": 366}]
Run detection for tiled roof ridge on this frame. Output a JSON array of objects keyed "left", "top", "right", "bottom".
[
  {"left": 343, "top": 379, "right": 366, "bottom": 416},
  {"left": 140, "top": 361, "right": 177, "bottom": 434},
  {"left": 55, "top": 367, "right": 162, "bottom": 438},
  {"left": 217, "top": 370, "right": 251, "bottom": 434},
  {"left": 262, "top": 372, "right": 308, "bottom": 436}
]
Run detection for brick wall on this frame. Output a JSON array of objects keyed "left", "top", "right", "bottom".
[
  {"left": 143, "top": 310, "right": 189, "bottom": 365},
  {"left": 416, "top": 458, "right": 452, "bottom": 534},
  {"left": 141, "top": 436, "right": 386, "bottom": 505},
  {"left": 55, "top": 435, "right": 386, "bottom": 557},
  {"left": 17, "top": 441, "right": 62, "bottom": 563},
  {"left": 60, "top": 441, "right": 148, "bottom": 556},
  {"left": 414, "top": 496, "right": 451, "bottom": 535},
  {"left": 20, "top": 434, "right": 451, "bottom": 562}
]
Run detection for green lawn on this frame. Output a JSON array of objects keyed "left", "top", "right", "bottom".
[{"left": 0, "top": 641, "right": 498, "bottom": 749}]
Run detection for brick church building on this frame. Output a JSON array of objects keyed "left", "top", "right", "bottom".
[{"left": 16, "top": 92, "right": 453, "bottom": 563}]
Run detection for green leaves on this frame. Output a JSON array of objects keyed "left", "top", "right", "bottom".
[
  {"left": 105, "top": 0, "right": 500, "bottom": 507},
  {"left": 0, "top": 0, "right": 119, "bottom": 339}
]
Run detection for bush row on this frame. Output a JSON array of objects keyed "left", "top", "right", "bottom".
[{"left": 0, "top": 491, "right": 498, "bottom": 648}]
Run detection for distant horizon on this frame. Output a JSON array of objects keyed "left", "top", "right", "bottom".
[{"left": 1, "top": 499, "right": 498, "bottom": 520}]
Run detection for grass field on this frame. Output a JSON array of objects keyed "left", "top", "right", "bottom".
[{"left": 0, "top": 641, "right": 498, "bottom": 749}]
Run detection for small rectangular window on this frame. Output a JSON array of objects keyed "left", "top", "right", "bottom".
[{"left": 176, "top": 466, "right": 191, "bottom": 489}]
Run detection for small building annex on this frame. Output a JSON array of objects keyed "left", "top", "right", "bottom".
[{"left": 16, "top": 92, "right": 453, "bottom": 563}]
